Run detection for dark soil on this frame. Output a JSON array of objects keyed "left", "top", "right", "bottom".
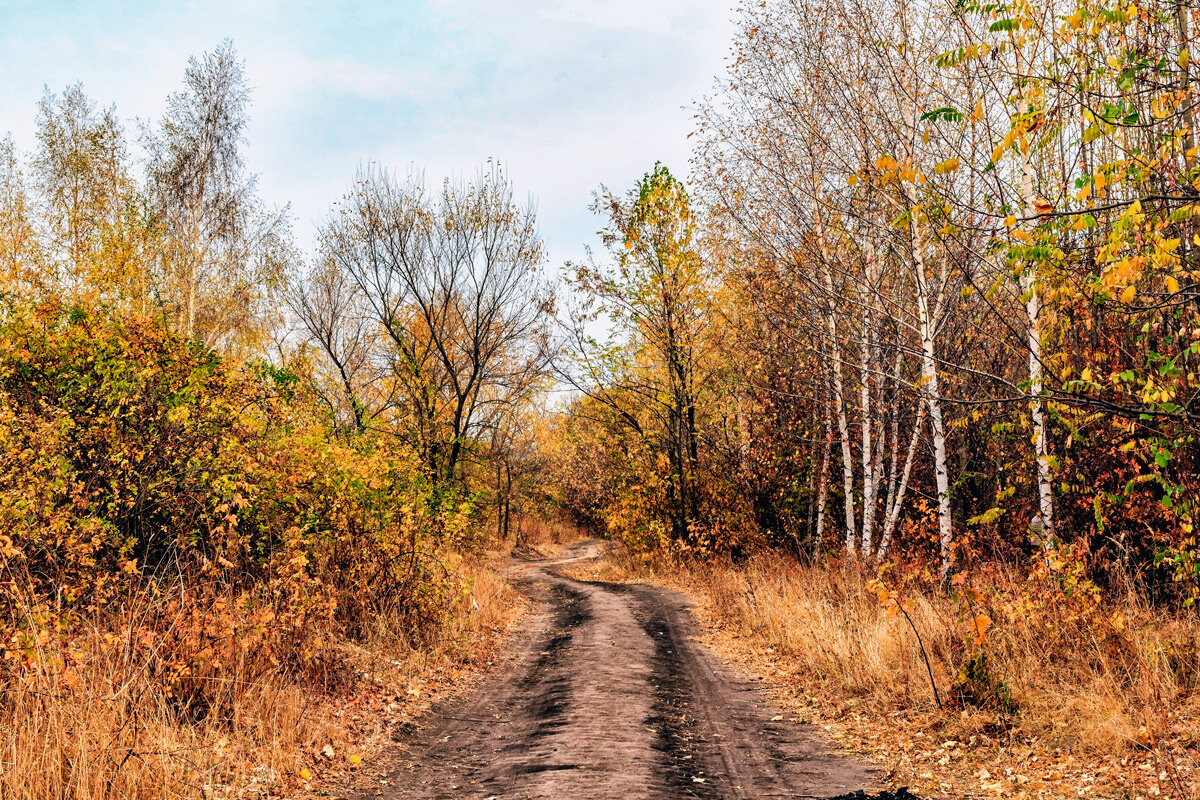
[{"left": 342, "top": 541, "right": 887, "bottom": 799}]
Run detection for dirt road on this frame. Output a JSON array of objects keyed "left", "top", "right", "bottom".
[{"left": 362, "top": 542, "right": 881, "bottom": 799}]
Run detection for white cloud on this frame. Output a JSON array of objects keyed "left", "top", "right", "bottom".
[
  {"left": 538, "top": 0, "right": 716, "bottom": 34},
  {"left": 0, "top": 0, "right": 740, "bottom": 265},
  {"left": 246, "top": 52, "right": 457, "bottom": 107}
]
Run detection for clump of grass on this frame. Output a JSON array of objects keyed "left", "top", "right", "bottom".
[{"left": 0, "top": 590, "right": 312, "bottom": 799}]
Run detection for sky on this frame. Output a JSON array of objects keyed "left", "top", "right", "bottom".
[{"left": 0, "top": 0, "right": 739, "bottom": 265}]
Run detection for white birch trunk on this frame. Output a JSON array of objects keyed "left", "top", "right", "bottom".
[
  {"left": 815, "top": 369, "right": 833, "bottom": 556},
  {"left": 914, "top": 265, "right": 952, "bottom": 577},
  {"left": 904, "top": 188, "right": 952, "bottom": 576},
  {"left": 1017, "top": 48, "right": 1056, "bottom": 543},
  {"left": 859, "top": 317, "right": 876, "bottom": 558},
  {"left": 816, "top": 212, "right": 858, "bottom": 554},
  {"left": 878, "top": 400, "right": 926, "bottom": 561},
  {"left": 880, "top": 350, "right": 904, "bottom": 546},
  {"left": 829, "top": 285, "right": 857, "bottom": 555}
]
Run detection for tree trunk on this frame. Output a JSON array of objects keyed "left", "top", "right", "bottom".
[
  {"left": 880, "top": 349, "right": 904, "bottom": 551},
  {"left": 815, "top": 207, "right": 858, "bottom": 553},
  {"left": 878, "top": 400, "right": 925, "bottom": 561},
  {"left": 1017, "top": 46, "right": 1056, "bottom": 543},
  {"left": 910, "top": 210, "right": 953, "bottom": 577},
  {"left": 815, "top": 368, "right": 834, "bottom": 557},
  {"left": 859, "top": 312, "right": 876, "bottom": 558}
]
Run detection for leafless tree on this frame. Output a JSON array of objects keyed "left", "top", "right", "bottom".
[
  {"left": 303, "top": 163, "right": 554, "bottom": 483},
  {"left": 144, "top": 40, "right": 292, "bottom": 351}
]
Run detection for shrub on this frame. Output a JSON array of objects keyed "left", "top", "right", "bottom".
[{"left": 0, "top": 303, "right": 472, "bottom": 710}]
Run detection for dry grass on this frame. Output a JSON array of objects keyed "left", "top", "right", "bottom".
[
  {"left": 496, "top": 514, "right": 592, "bottom": 559},
  {"left": 587, "top": 545, "right": 1200, "bottom": 758},
  {"left": 0, "top": 555, "right": 523, "bottom": 800},
  {"left": 1, "top": 605, "right": 311, "bottom": 799}
]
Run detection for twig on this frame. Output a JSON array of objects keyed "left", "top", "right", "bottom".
[{"left": 898, "top": 605, "right": 942, "bottom": 710}]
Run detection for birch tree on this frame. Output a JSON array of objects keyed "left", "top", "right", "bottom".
[{"left": 145, "top": 40, "right": 291, "bottom": 351}]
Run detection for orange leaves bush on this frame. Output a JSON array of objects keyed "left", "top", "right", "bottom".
[{"left": 0, "top": 304, "right": 473, "bottom": 707}]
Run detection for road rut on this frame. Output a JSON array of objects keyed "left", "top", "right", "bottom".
[{"left": 364, "top": 541, "right": 880, "bottom": 799}]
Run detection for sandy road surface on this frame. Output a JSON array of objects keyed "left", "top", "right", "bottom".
[{"left": 356, "top": 541, "right": 881, "bottom": 800}]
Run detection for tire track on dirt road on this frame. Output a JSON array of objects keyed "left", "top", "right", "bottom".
[{"left": 351, "top": 541, "right": 884, "bottom": 800}]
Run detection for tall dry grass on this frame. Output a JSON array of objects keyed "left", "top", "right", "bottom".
[
  {"left": 2, "top": 594, "right": 311, "bottom": 799},
  {"left": 500, "top": 513, "right": 592, "bottom": 555},
  {"left": 0, "top": 557, "right": 521, "bottom": 800},
  {"left": 606, "top": 546, "right": 1200, "bottom": 755}
]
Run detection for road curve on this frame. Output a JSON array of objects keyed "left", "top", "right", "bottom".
[{"left": 363, "top": 541, "right": 880, "bottom": 800}]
